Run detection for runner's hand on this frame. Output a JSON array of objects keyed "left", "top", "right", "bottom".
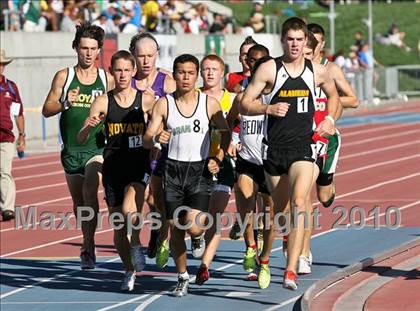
[
  {"left": 266, "top": 102, "right": 290, "bottom": 117},
  {"left": 316, "top": 118, "right": 335, "bottom": 137},
  {"left": 67, "top": 86, "right": 80, "bottom": 106},
  {"left": 84, "top": 115, "right": 102, "bottom": 128},
  {"left": 208, "top": 158, "right": 221, "bottom": 175},
  {"left": 157, "top": 129, "right": 171, "bottom": 144}
]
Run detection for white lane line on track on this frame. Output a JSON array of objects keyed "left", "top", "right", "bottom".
[
  {"left": 262, "top": 199, "right": 420, "bottom": 311},
  {"left": 336, "top": 154, "right": 420, "bottom": 176},
  {"left": 0, "top": 257, "right": 120, "bottom": 300},
  {"left": 343, "top": 129, "right": 420, "bottom": 147},
  {"left": 340, "top": 140, "right": 420, "bottom": 160},
  {"left": 13, "top": 161, "right": 61, "bottom": 171},
  {"left": 16, "top": 182, "right": 67, "bottom": 194},
  {"left": 0, "top": 207, "right": 109, "bottom": 233},
  {"left": 15, "top": 170, "right": 63, "bottom": 181},
  {"left": 133, "top": 229, "right": 339, "bottom": 311},
  {"left": 340, "top": 122, "right": 419, "bottom": 138}
]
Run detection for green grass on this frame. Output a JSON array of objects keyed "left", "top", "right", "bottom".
[{"left": 222, "top": 1, "right": 420, "bottom": 66}]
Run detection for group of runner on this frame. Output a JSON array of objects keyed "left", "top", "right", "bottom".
[{"left": 42, "top": 16, "right": 358, "bottom": 297}]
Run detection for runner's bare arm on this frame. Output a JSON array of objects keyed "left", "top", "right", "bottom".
[
  {"left": 77, "top": 94, "right": 108, "bottom": 144},
  {"left": 208, "top": 96, "right": 231, "bottom": 162},
  {"left": 142, "top": 92, "right": 157, "bottom": 119},
  {"left": 143, "top": 97, "right": 168, "bottom": 149},
  {"left": 42, "top": 69, "right": 68, "bottom": 117},
  {"left": 163, "top": 75, "right": 177, "bottom": 94},
  {"left": 226, "top": 92, "right": 242, "bottom": 131},
  {"left": 315, "top": 63, "right": 339, "bottom": 136},
  {"left": 329, "top": 62, "right": 359, "bottom": 111},
  {"left": 105, "top": 72, "right": 115, "bottom": 91}
]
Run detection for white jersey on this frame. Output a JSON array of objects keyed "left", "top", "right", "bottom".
[
  {"left": 166, "top": 92, "right": 210, "bottom": 162},
  {"left": 238, "top": 95, "right": 267, "bottom": 165}
]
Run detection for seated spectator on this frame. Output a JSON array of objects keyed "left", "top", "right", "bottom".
[
  {"left": 376, "top": 23, "right": 411, "bottom": 52},
  {"left": 195, "top": 2, "right": 210, "bottom": 33},
  {"left": 248, "top": 2, "right": 265, "bottom": 33}
]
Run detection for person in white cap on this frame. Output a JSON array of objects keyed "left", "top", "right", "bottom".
[{"left": 0, "top": 49, "right": 25, "bottom": 221}]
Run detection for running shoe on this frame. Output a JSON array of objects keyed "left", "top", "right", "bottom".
[
  {"left": 243, "top": 247, "right": 257, "bottom": 272},
  {"left": 229, "top": 221, "right": 241, "bottom": 240},
  {"left": 120, "top": 271, "right": 136, "bottom": 291},
  {"left": 80, "top": 250, "right": 95, "bottom": 270},
  {"left": 156, "top": 239, "right": 170, "bottom": 268},
  {"left": 171, "top": 277, "right": 189, "bottom": 297},
  {"left": 195, "top": 264, "right": 209, "bottom": 285},
  {"left": 131, "top": 245, "right": 146, "bottom": 272},
  {"left": 147, "top": 229, "right": 160, "bottom": 259},
  {"left": 297, "top": 255, "right": 311, "bottom": 275},
  {"left": 246, "top": 272, "right": 258, "bottom": 281},
  {"left": 258, "top": 263, "right": 271, "bottom": 289},
  {"left": 191, "top": 235, "right": 205, "bottom": 258},
  {"left": 283, "top": 270, "right": 298, "bottom": 291}
]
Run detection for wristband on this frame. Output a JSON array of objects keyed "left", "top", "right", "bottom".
[
  {"left": 231, "top": 132, "right": 240, "bottom": 146},
  {"left": 152, "top": 135, "right": 159, "bottom": 145},
  {"left": 19, "top": 133, "right": 26, "bottom": 137},
  {"left": 325, "top": 115, "right": 335, "bottom": 126},
  {"left": 63, "top": 100, "right": 71, "bottom": 110}
]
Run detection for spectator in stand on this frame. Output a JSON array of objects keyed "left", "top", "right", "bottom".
[
  {"left": 196, "top": 2, "right": 210, "bottom": 33},
  {"left": 376, "top": 23, "right": 411, "bottom": 52},
  {"left": 60, "top": 4, "right": 80, "bottom": 32},
  {"left": 333, "top": 49, "right": 347, "bottom": 69},
  {"left": 105, "top": 14, "right": 122, "bottom": 34},
  {"left": 22, "top": 0, "right": 47, "bottom": 32},
  {"left": 209, "top": 13, "right": 227, "bottom": 34},
  {"left": 352, "top": 31, "right": 365, "bottom": 51},
  {"left": 359, "top": 42, "right": 382, "bottom": 95},
  {"left": 93, "top": 13, "right": 107, "bottom": 31},
  {"left": 248, "top": 1, "right": 265, "bottom": 33},
  {"left": 101, "top": 1, "right": 118, "bottom": 20},
  {"left": 143, "top": 0, "right": 160, "bottom": 32},
  {"left": 121, "top": 0, "right": 142, "bottom": 33},
  {"left": 0, "top": 49, "right": 25, "bottom": 222}
]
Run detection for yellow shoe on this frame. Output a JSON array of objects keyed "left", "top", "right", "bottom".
[{"left": 258, "top": 263, "right": 271, "bottom": 289}]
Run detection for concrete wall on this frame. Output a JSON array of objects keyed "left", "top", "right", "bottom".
[{"left": 1, "top": 31, "right": 282, "bottom": 142}]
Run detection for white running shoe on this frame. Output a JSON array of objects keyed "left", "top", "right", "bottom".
[
  {"left": 131, "top": 245, "right": 146, "bottom": 272},
  {"left": 191, "top": 235, "right": 205, "bottom": 258},
  {"left": 120, "top": 271, "right": 136, "bottom": 291},
  {"left": 297, "top": 255, "right": 311, "bottom": 275}
]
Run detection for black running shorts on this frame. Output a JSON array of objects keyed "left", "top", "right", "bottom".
[{"left": 236, "top": 155, "right": 269, "bottom": 194}]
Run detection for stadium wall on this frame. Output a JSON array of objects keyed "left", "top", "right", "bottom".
[{"left": 1, "top": 32, "right": 282, "bottom": 142}]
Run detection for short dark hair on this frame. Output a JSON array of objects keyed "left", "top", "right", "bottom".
[
  {"left": 173, "top": 54, "right": 199, "bottom": 74},
  {"left": 72, "top": 22, "right": 105, "bottom": 49},
  {"left": 281, "top": 17, "right": 308, "bottom": 39},
  {"left": 308, "top": 23, "right": 325, "bottom": 39},
  {"left": 247, "top": 44, "right": 269, "bottom": 59},
  {"left": 240, "top": 36, "right": 257, "bottom": 51},
  {"left": 306, "top": 31, "right": 319, "bottom": 51},
  {"left": 111, "top": 50, "right": 136, "bottom": 69},
  {"left": 129, "top": 32, "right": 160, "bottom": 55},
  {"left": 253, "top": 55, "right": 272, "bottom": 72}
]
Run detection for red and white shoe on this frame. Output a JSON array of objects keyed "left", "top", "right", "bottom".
[{"left": 283, "top": 270, "right": 298, "bottom": 290}]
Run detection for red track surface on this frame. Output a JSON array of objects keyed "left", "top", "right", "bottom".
[{"left": 1, "top": 102, "right": 420, "bottom": 308}]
